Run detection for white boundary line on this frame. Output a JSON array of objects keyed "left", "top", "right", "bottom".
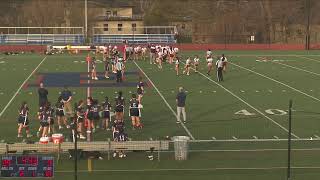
[
  {"left": 272, "top": 61, "right": 320, "bottom": 76},
  {"left": 298, "top": 56, "right": 320, "bottom": 63},
  {"left": 0, "top": 56, "right": 47, "bottom": 118},
  {"left": 229, "top": 62, "right": 320, "bottom": 103},
  {"left": 183, "top": 63, "right": 299, "bottom": 139},
  {"left": 133, "top": 61, "right": 195, "bottom": 140},
  {"left": 55, "top": 166, "right": 320, "bottom": 173}
]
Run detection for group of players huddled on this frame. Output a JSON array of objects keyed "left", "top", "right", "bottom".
[{"left": 17, "top": 79, "right": 144, "bottom": 150}]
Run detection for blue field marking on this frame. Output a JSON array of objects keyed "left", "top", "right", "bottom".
[{"left": 27, "top": 71, "right": 145, "bottom": 88}]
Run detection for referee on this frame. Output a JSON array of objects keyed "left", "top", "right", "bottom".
[
  {"left": 216, "top": 54, "right": 225, "bottom": 82},
  {"left": 115, "top": 58, "right": 124, "bottom": 83}
]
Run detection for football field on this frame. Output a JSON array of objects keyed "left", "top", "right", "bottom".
[{"left": 1, "top": 50, "right": 320, "bottom": 179}]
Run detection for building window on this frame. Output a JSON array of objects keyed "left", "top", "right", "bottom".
[
  {"left": 182, "top": 24, "right": 186, "bottom": 29},
  {"left": 132, "top": 23, "right": 137, "bottom": 31},
  {"left": 118, "top": 24, "right": 123, "bottom": 31},
  {"left": 103, "top": 24, "right": 108, "bottom": 31},
  {"left": 106, "top": 10, "right": 111, "bottom": 17},
  {"left": 113, "top": 11, "right": 117, "bottom": 16}
]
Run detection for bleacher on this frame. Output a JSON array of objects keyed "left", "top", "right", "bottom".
[
  {"left": 93, "top": 34, "right": 176, "bottom": 44},
  {"left": 0, "top": 34, "right": 84, "bottom": 45}
]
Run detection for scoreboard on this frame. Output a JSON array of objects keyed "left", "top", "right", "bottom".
[{"left": 0, "top": 155, "right": 54, "bottom": 178}]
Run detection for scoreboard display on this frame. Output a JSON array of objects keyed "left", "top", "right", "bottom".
[{"left": 0, "top": 155, "right": 54, "bottom": 178}]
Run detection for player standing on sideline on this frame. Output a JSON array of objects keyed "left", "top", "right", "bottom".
[
  {"left": 47, "top": 102, "right": 55, "bottom": 135},
  {"left": 156, "top": 49, "right": 163, "bottom": 69},
  {"left": 183, "top": 57, "right": 192, "bottom": 76},
  {"left": 115, "top": 58, "right": 124, "bottom": 83},
  {"left": 175, "top": 56, "right": 180, "bottom": 76},
  {"left": 38, "top": 103, "right": 51, "bottom": 137},
  {"left": 85, "top": 97, "right": 94, "bottom": 138},
  {"left": 114, "top": 91, "right": 125, "bottom": 121},
  {"left": 206, "top": 57, "right": 214, "bottom": 75},
  {"left": 17, "top": 102, "right": 32, "bottom": 138},
  {"left": 129, "top": 94, "right": 142, "bottom": 129},
  {"left": 193, "top": 55, "right": 200, "bottom": 73},
  {"left": 101, "top": 96, "right": 112, "bottom": 131},
  {"left": 75, "top": 100, "right": 86, "bottom": 139},
  {"left": 56, "top": 96, "right": 69, "bottom": 130},
  {"left": 91, "top": 56, "right": 98, "bottom": 80},
  {"left": 137, "top": 77, "right": 144, "bottom": 104},
  {"left": 92, "top": 99, "right": 100, "bottom": 132},
  {"left": 61, "top": 86, "right": 73, "bottom": 117},
  {"left": 103, "top": 51, "right": 110, "bottom": 79},
  {"left": 38, "top": 82, "right": 48, "bottom": 107},
  {"left": 176, "top": 87, "right": 187, "bottom": 123},
  {"left": 216, "top": 54, "right": 224, "bottom": 82},
  {"left": 141, "top": 46, "right": 147, "bottom": 60},
  {"left": 168, "top": 46, "right": 174, "bottom": 64},
  {"left": 149, "top": 44, "right": 156, "bottom": 64}
]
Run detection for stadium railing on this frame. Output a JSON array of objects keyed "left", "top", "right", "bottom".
[
  {"left": 93, "top": 34, "right": 176, "bottom": 44},
  {"left": 0, "top": 141, "right": 170, "bottom": 161},
  {"left": 0, "top": 27, "right": 84, "bottom": 45}
]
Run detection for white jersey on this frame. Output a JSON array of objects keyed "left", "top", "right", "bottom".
[
  {"left": 186, "top": 58, "right": 191, "bottom": 65},
  {"left": 206, "top": 50, "right": 212, "bottom": 58},
  {"left": 142, "top": 47, "right": 147, "bottom": 53},
  {"left": 175, "top": 59, "right": 180, "bottom": 65},
  {"left": 194, "top": 58, "right": 200, "bottom": 64},
  {"left": 207, "top": 58, "right": 213, "bottom": 63},
  {"left": 220, "top": 56, "right": 227, "bottom": 62},
  {"left": 216, "top": 59, "right": 224, "bottom": 68}
]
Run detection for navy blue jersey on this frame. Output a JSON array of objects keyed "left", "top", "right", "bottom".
[
  {"left": 115, "top": 133, "right": 128, "bottom": 142},
  {"left": 115, "top": 97, "right": 125, "bottom": 108},
  {"left": 129, "top": 99, "right": 139, "bottom": 109},
  {"left": 102, "top": 101, "right": 111, "bottom": 112},
  {"left": 112, "top": 121, "right": 125, "bottom": 133},
  {"left": 76, "top": 105, "right": 85, "bottom": 117},
  {"left": 19, "top": 107, "right": 29, "bottom": 117},
  {"left": 55, "top": 101, "right": 64, "bottom": 111}
]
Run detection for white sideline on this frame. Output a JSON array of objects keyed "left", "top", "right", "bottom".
[
  {"left": 183, "top": 63, "right": 300, "bottom": 139},
  {"left": 0, "top": 56, "right": 47, "bottom": 118},
  {"left": 272, "top": 61, "right": 320, "bottom": 76},
  {"left": 55, "top": 166, "right": 320, "bottom": 173},
  {"left": 133, "top": 61, "right": 195, "bottom": 140},
  {"left": 229, "top": 61, "right": 320, "bottom": 103}
]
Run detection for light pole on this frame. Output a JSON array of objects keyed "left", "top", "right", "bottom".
[{"left": 85, "top": 0, "right": 88, "bottom": 41}]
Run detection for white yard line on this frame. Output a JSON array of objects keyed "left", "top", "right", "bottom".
[
  {"left": 55, "top": 166, "right": 320, "bottom": 173},
  {"left": 229, "top": 62, "right": 320, "bottom": 103},
  {"left": 185, "top": 63, "right": 300, "bottom": 139},
  {"left": 133, "top": 61, "right": 195, "bottom": 140},
  {"left": 272, "top": 61, "right": 320, "bottom": 76},
  {"left": 0, "top": 56, "right": 47, "bottom": 118}
]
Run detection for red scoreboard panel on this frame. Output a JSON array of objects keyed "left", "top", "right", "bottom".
[{"left": 1, "top": 155, "right": 54, "bottom": 178}]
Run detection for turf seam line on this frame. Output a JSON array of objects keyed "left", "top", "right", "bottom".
[
  {"left": 0, "top": 56, "right": 47, "bottom": 118},
  {"left": 183, "top": 63, "right": 300, "bottom": 139},
  {"left": 272, "top": 61, "right": 320, "bottom": 76},
  {"left": 230, "top": 62, "right": 320, "bottom": 103},
  {"left": 133, "top": 61, "right": 195, "bottom": 140}
]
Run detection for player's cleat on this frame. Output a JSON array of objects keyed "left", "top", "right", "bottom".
[
  {"left": 27, "top": 134, "right": 33, "bottom": 138},
  {"left": 66, "top": 125, "right": 70, "bottom": 129},
  {"left": 113, "top": 152, "right": 117, "bottom": 158},
  {"left": 183, "top": 121, "right": 186, "bottom": 123},
  {"left": 98, "top": 156, "right": 104, "bottom": 160},
  {"left": 59, "top": 126, "right": 63, "bottom": 130},
  {"left": 94, "top": 77, "right": 99, "bottom": 80},
  {"left": 176, "top": 121, "right": 180, "bottom": 124},
  {"left": 105, "top": 76, "right": 109, "bottom": 79},
  {"left": 17, "top": 134, "right": 23, "bottom": 138},
  {"left": 92, "top": 128, "right": 96, "bottom": 133}
]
